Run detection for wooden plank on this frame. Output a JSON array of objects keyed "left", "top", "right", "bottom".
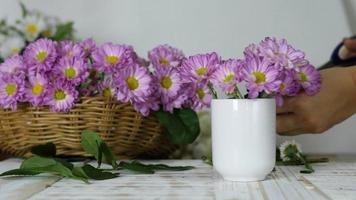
[
  {"left": 0, "top": 157, "right": 355, "bottom": 199},
  {"left": 0, "top": 158, "right": 60, "bottom": 200}
]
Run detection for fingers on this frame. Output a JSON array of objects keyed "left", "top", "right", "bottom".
[
  {"left": 344, "top": 39, "right": 356, "bottom": 52},
  {"left": 276, "top": 114, "right": 301, "bottom": 135},
  {"left": 276, "top": 96, "right": 295, "bottom": 114}
]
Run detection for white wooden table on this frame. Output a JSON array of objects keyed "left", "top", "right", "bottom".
[{"left": 1, "top": 156, "right": 356, "bottom": 200}]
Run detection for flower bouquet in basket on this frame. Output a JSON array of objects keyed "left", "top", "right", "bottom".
[{"left": 0, "top": 37, "right": 213, "bottom": 158}]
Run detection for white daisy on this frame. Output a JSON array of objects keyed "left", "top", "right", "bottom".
[
  {"left": 279, "top": 140, "right": 302, "bottom": 162},
  {"left": 42, "top": 15, "right": 60, "bottom": 37},
  {"left": 0, "top": 36, "right": 25, "bottom": 59},
  {"left": 18, "top": 13, "right": 46, "bottom": 41}
]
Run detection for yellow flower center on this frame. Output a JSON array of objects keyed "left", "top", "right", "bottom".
[
  {"left": 299, "top": 72, "right": 308, "bottom": 82},
  {"left": 196, "top": 88, "right": 205, "bottom": 100},
  {"left": 195, "top": 67, "right": 208, "bottom": 75},
  {"left": 36, "top": 51, "right": 48, "bottom": 62},
  {"left": 54, "top": 90, "right": 66, "bottom": 101},
  {"left": 32, "top": 84, "right": 44, "bottom": 95},
  {"left": 26, "top": 23, "right": 39, "bottom": 34},
  {"left": 223, "top": 74, "right": 235, "bottom": 83},
  {"left": 102, "top": 87, "right": 112, "bottom": 97},
  {"left": 126, "top": 76, "right": 139, "bottom": 90},
  {"left": 105, "top": 55, "right": 119, "bottom": 65},
  {"left": 160, "top": 76, "right": 172, "bottom": 89},
  {"left": 280, "top": 83, "right": 286, "bottom": 91},
  {"left": 5, "top": 84, "right": 17, "bottom": 96},
  {"left": 64, "top": 67, "right": 77, "bottom": 79},
  {"left": 159, "top": 58, "right": 170, "bottom": 65},
  {"left": 41, "top": 29, "right": 51, "bottom": 37},
  {"left": 253, "top": 71, "right": 266, "bottom": 84},
  {"left": 10, "top": 47, "right": 20, "bottom": 54}
]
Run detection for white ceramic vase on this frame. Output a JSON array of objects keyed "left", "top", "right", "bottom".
[{"left": 211, "top": 98, "right": 276, "bottom": 182}]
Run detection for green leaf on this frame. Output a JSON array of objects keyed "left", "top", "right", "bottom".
[
  {"left": 81, "top": 130, "right": 103, "bottom": 160},
  {"left": 96, "top": 141, "right": 102, "bottom": 168},
  {"left": 31, "top": 142, "right": 57, "bottom": 157},
  {"left": 0, "top": 169, "right": 41, "bottom": 177},
  {"left": 118, "top": 161, "right": 155, "bottom": 174},
  {"left": 20, "top": 156, "right": 74, "bottom": 178},
  {"left": 81, "top": 164, "right": 118, "bottom": 180},
  {"left": 54, "top": 158, "right": 74, "bottom": 170},
  {"left": 118, "top": 161, "right": 194, "bottom": 174},
  {"left": 154, "top": 108, "right": 200, "bottom": 144},
  {"left": 19, "top": 2, "right": 28, "bottom": 17},
  {"left": 138, "top": 163, "right": 194, "bottom": 171},
  {"left": 51, "top": 22, "right": 74, "bottom": 41},
  {"left": 20, "top": 156, "right": 57, "bottom": 169},
  {"left": 81, "top": 130, "right": 118, "bottom": 168},
  {"left": 72, "top": 167, "right": 89, "bottom": 183},
  {"left": 100, "top": 142, "right": 118, "bottom": 169}
]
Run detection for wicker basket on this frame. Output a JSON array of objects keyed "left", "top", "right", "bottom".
[{"left": 0, "top": 97, "right": 176, "bottom": 159}]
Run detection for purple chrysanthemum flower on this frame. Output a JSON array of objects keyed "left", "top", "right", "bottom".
[
  {"left": 162, "top": 91, "right": 188, "bottom": 113},
  {"left": 54, "top": 57, "right": 89, "bottom": 86},
  {"left": 259, "top": 37, "right": 307, "bottom": 69},
  {"left": 47, "top": 81, "right": 78, "bottom": 112},
  {"left": 181, "top": 52, "right": 220, "bottom": 83},
  {"left": 116, "top": 64, "right": 152, "bottom": 103},
  {"left": 211, "top": 59, "right": 243, "bottom": 94},
  {"left": 275, "top": 69, "right": 301, "bottom": 106},
  {"left": 79, "top": 38, "right": 96, "bottom": 58},
  {"left": 0, "top": 74, "right": 25, "bottom": 110},
  {"left": 57, "top": 40, "right": 85, "bottom": 59},
  {"left": 92, "top": 43, "right": 135, "bottom": 73},
  {"left": 297, "top": 64, "right": 321, "bottom": 96},
  {"left": 154, "top": 67, "right": 182, "bottom": 99},
  {"left": 242, "top": 57, "right": 281, "bottom": 98},
  {"left": 188, "top": 83, "right": 212, "bottom": 111},
  {"left": 0, "top": 54, "right": 26, "bottom": 76},
  {"left": 23, "top": 38, "right": 57, "bottom": 74},
  {"left": 132, "top": 85, "right": 160, "bottom": 116},
  {"left": 278, "top": 69, "right": 301, "bottom": 96},
  {"left": 148, "top": 44, "right": 185, "bottom": 69},
  {"left": 26, "top": 73, "right": 50, "bottom": 107},
  {"left": 244, "top": 43, "right": 261, "bottom": 59},
  {"left": 97, "top": 77, "right": 117, "bottom": 98}
]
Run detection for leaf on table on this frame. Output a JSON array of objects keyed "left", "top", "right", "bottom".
[
  {"left": 118, "top": 161, "right": 155, "bottom": 174},
  {"left": 31, "top": 142, "right": 57, "bottom": 157},
  {"left": 54, "top": 158, "right": 74, "bottom": 170},
  {"left": 72, "top": 167, "right": 89, "bottom": 183},
  {"left": 81, "top": 130, "right": 118, "bottom": 169},
  {"left": 20, "top": 156, "right": 74, "bottom": 178},
  {"left": 140, "top": 162, "right": 194, "bottom": 171},
  {"left": 100, "top": 142, "right": 118, "bottom": 169},
  {"left": 81, "top": 164, "right": 119, "bottom": 180},
  {"left": 154, "top": 108, "right": 200, "bottom": 144},
  {"left": 118, "top": 161, "right": 194, "bottom": 174},
  {"left": 0, "top": 169, "right": 41, "bottom": 177}
]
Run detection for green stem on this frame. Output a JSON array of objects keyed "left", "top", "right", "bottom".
[{"left": 208, "top": 83, "right": 218, "bottom": 99}]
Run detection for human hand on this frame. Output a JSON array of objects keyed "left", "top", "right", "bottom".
[
  {"left": 339, "top": 38, "right": 356, "bottom": 60},
  {"left": 277, "top": 67, "right": 356, "bottom": 135}
]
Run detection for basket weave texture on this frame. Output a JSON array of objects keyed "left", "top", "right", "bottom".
[{"left": 0, "top": 97, "right": 176, "bottom": 159}]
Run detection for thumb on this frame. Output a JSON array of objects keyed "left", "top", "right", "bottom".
[{"left": 343, "top": 39, "right": 356, "bottom": 52}]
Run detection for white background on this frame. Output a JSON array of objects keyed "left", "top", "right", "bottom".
[{"left": 0, "top": 0, "right": 355, "bottom": 154}]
